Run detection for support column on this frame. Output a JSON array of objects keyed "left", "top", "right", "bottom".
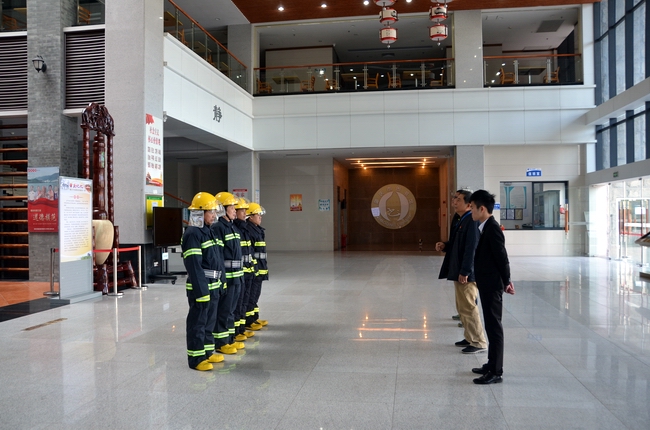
[
  {"left": 228, "top": 24, "right": 253, "bottom": 93},
  {"left": 105, "top": 0, "right": 164, "bottom": 243},
  {"left": 27, "top": 0, "right": 78, "bottom": 281},
  {"left": 228, "top": 151, "right": 259, "bottom": 203},
  {"left": 455, "top": 145, "right": 484, "bottom": 191},
  {"left": 452, "top": 10, "right": 483, "bottom": 89}
]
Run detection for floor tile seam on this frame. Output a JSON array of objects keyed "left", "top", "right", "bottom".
[{"left": 272, "top": 359, "right": 320, "bottom": 430}]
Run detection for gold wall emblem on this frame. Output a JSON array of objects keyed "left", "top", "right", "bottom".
[{"left": 371, "top": 184, "right": 417, "bottom": 229}]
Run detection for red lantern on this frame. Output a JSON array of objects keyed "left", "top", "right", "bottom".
[
  {"left": 373, "top": 0, "right": 395, "bottom": 6},
  {"left": 380, "top": 27, "right": 397, "bottom": 45},
  {"left": 379, "top": 8, "right": 398, "bottom": 26},
  {"left": 429, "top": 23, "right": 448, "bottom": 42},
  {"left": 429, "top": 4, "right": 447, "bottom": 22}
]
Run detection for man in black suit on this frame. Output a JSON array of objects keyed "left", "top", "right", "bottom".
[{"left": 469, "top": 190, "right": 515, "bottom": 384}]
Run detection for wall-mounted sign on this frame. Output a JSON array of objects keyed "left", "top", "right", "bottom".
[
  {"left": 526, "top": 168, "right": 542, "bottom": 177},
  {"left": 371, "top": 184, "right": 417, "bottom": 229},
  {"left": 145, "top": 113, "right": 163, "bottom": 192},
  {"left": 232, "top": 188, "right": 248, "bottom": 199},
  {"left": 213, "top": 105, "right": 223, "bottom": 123},
  {"left": 28, "top": 167, "right": 59, "bottom": 233},
  {"left": 319, "top": 199, "right": 330, "bottom": 211}
]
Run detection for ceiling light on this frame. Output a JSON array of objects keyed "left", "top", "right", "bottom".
[
  {"left": 278, "top": 6, "right": 284, "bottom": 11},
  {"left": 321, "top": 3, "right": 327, "bottom": 8},
  {"left": 364, "top": 0, "right": 370, "bottom": 4}
]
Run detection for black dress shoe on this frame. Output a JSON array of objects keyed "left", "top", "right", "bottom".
[
  {"left": 471, "top": 364, "right": 489, "bottom": 375},
  {"left": 473, "top": 371, "right": 502, "bottom": 385},
  {"left": 455, "top": 339, "right": 470, "bottom": 347}
]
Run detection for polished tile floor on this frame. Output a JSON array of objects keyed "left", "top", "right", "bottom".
[{"left": 1, "top": 252, "right": 650, "bottom": 429}]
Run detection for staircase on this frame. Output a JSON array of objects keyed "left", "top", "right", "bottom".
[{"left": 0, "top": 123, "right": 28, "bottom": 280}]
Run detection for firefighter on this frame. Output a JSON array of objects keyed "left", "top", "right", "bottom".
[
  {"left": 233, "top": 197, "right": 256, "bottom": 342},
  {"left": 212, "top": 191, "right": 245, "bottom": 355},
  {"left": 245, "top": 202, "right": 268, "bottom": 330},
  {"left": 181, "top": 192, "right": 226, "bottom": 371}
]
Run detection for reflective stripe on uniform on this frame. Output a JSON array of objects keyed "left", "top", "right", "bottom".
[
  {"left": 183, "top": 248, "right": 202, "bottom": 258},
  {"left": 213, "top": 331, "right": 230, "bottom": 339},
  {"left": 196, "top": 295, "right": 210, "bottom": 302},
  {"left": 245, "top": 310, "right": 255, "bottom": 317},
  {"left": 187, "top": 349, "right": 206, "bottom": 357},
  {"left": 254, "top": 241, "right": 266, "bottom": 246}
]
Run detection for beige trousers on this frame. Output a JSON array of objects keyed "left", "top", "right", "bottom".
[{"left": 454, "top": 281, "right": 487, "bottom": 348}]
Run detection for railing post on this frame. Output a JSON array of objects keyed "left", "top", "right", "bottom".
[
  {"left": 44, "top": 248, "right": 59, "bottom": 297},
  {"left": 131, "top": 245, "right": 147, "bottom": 290},
  {"left": 514, "top": 59, "right": 519, "bottom": 84},
  {"left": 420, "top": 62, "right": 426, "bottom": 88},
  {"left": 546, "top": 57, "right": 552, "bottom": 83},
  {"left": 362, "top": 64, "right": 368, "bottom": 89},
  {"left": 334, "top": 67, "right": 340, "bottom": 90},
  {"left": 107, "top": 248, "right": 123, "bottom": 297}
]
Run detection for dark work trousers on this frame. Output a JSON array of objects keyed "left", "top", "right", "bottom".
[
  {"left": 246, "top": 277, "right": 263, "bottom": 326},
  {"left": 226, "top": 277, "right": 242, "bottom": 340},
  {"left": 478, "top": 286, "right": 504, "bottom": 376},
  {"left": 214, "top": 283, "right": 235, "bottom": 348},
  {"left": 186, "top": 290, "right": 218, "bottom": 369},
  {"left": 237, "top": 274, "right": 254, "bottom": 335}
]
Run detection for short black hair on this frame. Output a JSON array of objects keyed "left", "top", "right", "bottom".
[
  {"left": 455, "top": 189, "right": 472, "bottom": 204},
  {"left": 469, "top": 189, "right": 496, "bottom": 214}
]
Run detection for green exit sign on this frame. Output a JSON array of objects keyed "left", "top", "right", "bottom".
[{"left": 613, "top": 171, "right": 619, "bottom": 178}]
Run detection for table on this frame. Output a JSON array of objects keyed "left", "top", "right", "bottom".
[
  {"left": 272, "top": 75, "right": 301, "bottom": 92},
  {"left": 517, "top": 66, "right": 546, "bottom": 84}
]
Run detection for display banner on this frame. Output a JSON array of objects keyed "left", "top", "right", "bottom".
[
  {"left": 58, "top": 177, "right": 100, "bottom": 302},
  {"left": 27, "top": 167, "right": 59, "bottom": 232},
  {"left": 145, "top": 113, "right": 164, "bottom": 194}
]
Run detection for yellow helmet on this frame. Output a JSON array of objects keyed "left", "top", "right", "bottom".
[
  {"left": 246, "top": 202, "right": 266, "bottom": 216},
  {"left": 234, "top": 197, "right": 250, "bottom": 210},
  {"left": 215, "top": 191, "right": 238, "bottom": 207},
  {"left": 188, "top": 192, "right": 218, "bottom": 210}
]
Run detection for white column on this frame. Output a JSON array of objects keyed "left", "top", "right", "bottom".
[
  {"left": 456, "top": 145, "right": 484, "bottom": 191},
  {"left": 452, "top": 10, "right": 484, "bottom": 89},
  {"left": 228, "top": 150, "right": 260, "bottom": 203},
  {"left": 105, "top": 0, "right": 164, "bottom": 243}
]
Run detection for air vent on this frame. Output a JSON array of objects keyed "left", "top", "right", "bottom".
[
  {"left": 65, "top": 30, "right": 105, "bottom": 109},
  {"left": 536, "top": 20, "right": 564, "bottom": 33},
  {"left": 0, "top": 36, "right": 27, "bottom": 111}
]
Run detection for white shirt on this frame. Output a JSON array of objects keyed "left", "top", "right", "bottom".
[{"left": 478, "top": 219, "right": 488, "bottom": 234}]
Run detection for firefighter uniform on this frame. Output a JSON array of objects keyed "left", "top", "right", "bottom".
[
  {"left": 233, "top": 198, "right": 255, "bottom": 341},
  {"left": 246, "top": 202, "right": 268, "bottom": 329},
  {"left": 212, "top": 192, "right": 244, "bottom": 354},
  {"left": 182, "top": 192, "right": 225, "bottom": 371}
]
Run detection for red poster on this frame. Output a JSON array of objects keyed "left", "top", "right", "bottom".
[{"left": 28, "top": 167, "right": 59, "bottom": 232}]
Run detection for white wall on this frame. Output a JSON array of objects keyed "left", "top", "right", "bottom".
[
  {"left": 163, "top": 35, "right": 254, "bottom": 150},
  {"left": 260, "top": 158, "right": 334, "bottom": 251},
  {"left": 485, "top": 145, "right": 586, "bottom": 256},
  {"left": 253, "top": 86, "right": 595, "bottom": 150}
]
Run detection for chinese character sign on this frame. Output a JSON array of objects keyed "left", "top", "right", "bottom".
[
  {"left": 145, "top": 113, "right": 164, "bottom": 190},
  {"left": 28, "top": 167, "right": 59, "bottom": 233},
  {"left": 59, "top": 177, "right": 93, "bottom": 263},
  {"left": 232, "top": 188, "right": 248, "bottom": 199}
]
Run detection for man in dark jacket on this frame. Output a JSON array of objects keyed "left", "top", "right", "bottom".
[
  {"left": 437, "top": 189, "right": 487, "bottom": 354},
  {"left": 470, "top": 190, "right": 515, "bottom": 384}
]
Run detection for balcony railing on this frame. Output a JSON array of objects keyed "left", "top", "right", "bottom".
[
  {"left": 254, "top": 58, "right": 454, "bottom": 95},
  {"left": 165, "top": 0, "right": 247, "bottom": 91},
  {"left": 484, "top": 53, "right": 582, "bottom": 86}
]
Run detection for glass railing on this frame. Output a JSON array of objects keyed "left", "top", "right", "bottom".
[
  {"left": 483, "top": 54, "right": 582, "bottom": 86},
  {"left": 1, "top": 2, "right": 27, "bottom": 32},
  {"left": 254, "top": 58, "right": 454, "bottom": 95},
  {"left": 76, "top": 0, "right": 105, "bottom": 26},
  {"left": 165, "top": 0, "right": 247, "bottom": 91}
]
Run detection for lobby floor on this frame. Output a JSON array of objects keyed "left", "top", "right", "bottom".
[{"left": 1, "top": 252, "right": 649, "bottom": 429}]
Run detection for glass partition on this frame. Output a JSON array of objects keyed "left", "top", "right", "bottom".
[
  {"left": 500, "top": 181, "right": 568, "bottom": 230},
  {"left": 254, "top": 58, "right": 454, "bottom": 95},
  {"left": 164, "top": 0, "right": 247, "bottom": 91},
  {"left": 1, "top": 0, "right": 27, "bottom": 32},
  {"left": 484, "top": 54, "right": 582, "bottom": 86}
]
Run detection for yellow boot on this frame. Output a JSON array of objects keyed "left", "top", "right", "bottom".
[
  {"left": 208, "top": 353, "right": 224, "bottom": 363},
  {"left": 257, "top": 319, "right": 268, "bottom": 326},
  {"left": 244, "top": 331, "right": 255, "bottom": 338},
  {"left": 194, "top": 360, "right": 213, "bottom": 371},
  {"left": 217, "top": 344, "right": 237, "bottom": 355},
  {"left": 234, "top": 334, "right": 247, "bottom": 342},
  {"left": 231, "top": 341, "right": 245, "bottom": 350},
  {"left": 246, "top": 322, "right": 262, "bottom": 331}
]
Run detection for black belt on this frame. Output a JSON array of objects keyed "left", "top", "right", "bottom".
[
  {"left": 223, "top": 259, "right": 243, "bottom": 269},
  {"left": 204, "top": 269, "right": 222, "bottom": 279},
  {"left": 254, "top": 252, "right": 267, "bottom": 259}
]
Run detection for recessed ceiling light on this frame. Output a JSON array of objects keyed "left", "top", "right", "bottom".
[
  {"left": 278, "top": 6, "right": 284, "bottom": 11},
  {"left": 321, "top": 3, "right": 327, "bottom": 8},
  {"left": 363, "top": 0, "right": 369, "bottom": 4}
]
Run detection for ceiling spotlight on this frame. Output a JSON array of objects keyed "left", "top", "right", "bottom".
[
  {"left": 321, "top": 3, "right": 327, "bottom": 8},
  {"left": 278, "top": 6, "right": 284, "bottom": 11},
  {"left": 364, "top": 0, "right": 370, "bottom": 4}
]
